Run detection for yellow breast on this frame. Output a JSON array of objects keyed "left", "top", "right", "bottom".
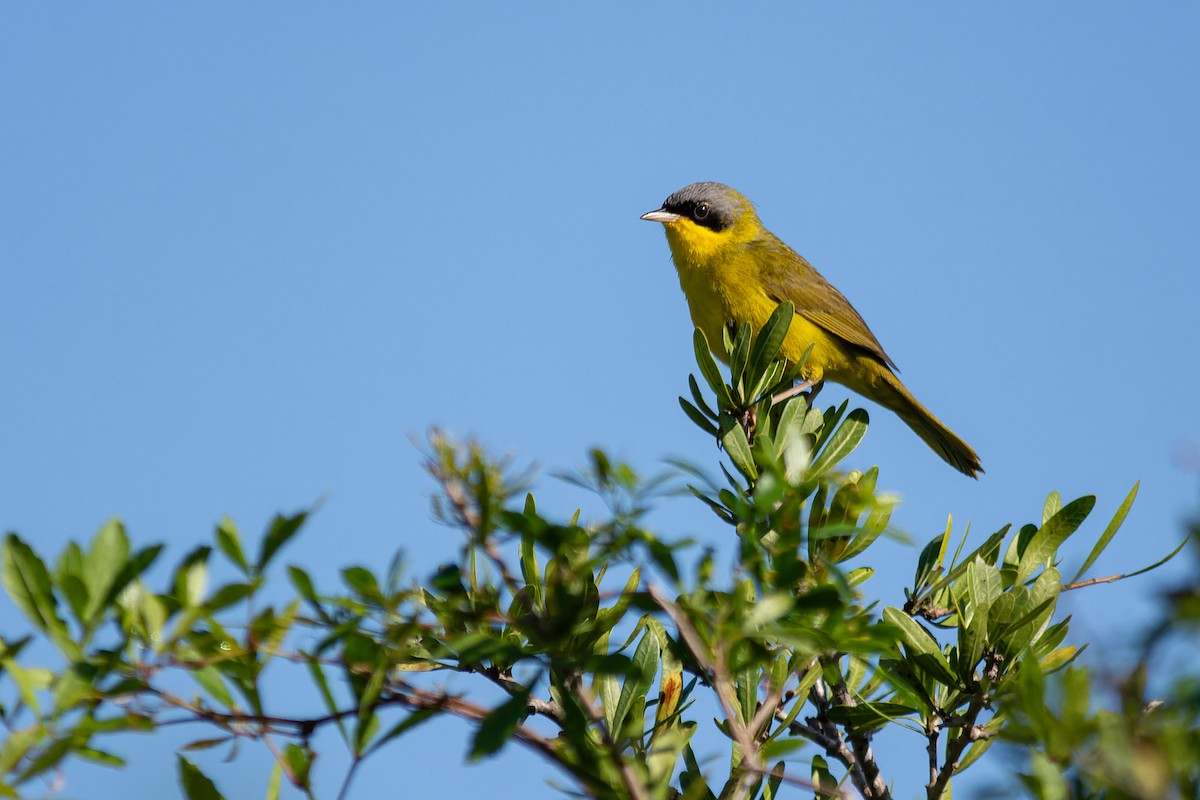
[{"left": 664, "top": 226, "right": 849, "bottom": 382}]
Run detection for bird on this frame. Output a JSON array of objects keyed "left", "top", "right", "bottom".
[{"left": 641, "top": 181, "right": 982, "bottom": 478}]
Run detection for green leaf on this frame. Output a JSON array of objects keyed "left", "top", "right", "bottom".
[
  {"left": 3, "top": 658, "right": 51, "bottom": 715},
  {"left": 959, "top": 559, "right": 1000, "bottom": 676},
  {"left": 929, "top": 526, "right": 1010, "bottom": 597},
  {"left": 365, "top": 708, "right": 440, "bottom": 756},
  {"left": 679, "top": 397, "right": 720, "bottom": 437},
  {"left": 688, "top": 374, "right": 718, "bottom": 421},
  {"left": 812, "top": 399, "right": 848, "bottom": 453},
  {"left": 693, "top": 329, "right": 734, "bottom": 410},
  {"left": 261, "top": 600, "right": 298, "bottom": 656},
  {"left": 760, "top": 761, "right": 785, "bottom": 800},
  {"left": 811, "top": 755, "right": 839, "bottom": 799},
  {"left": 1115, "top": 534, "right": 1192, "bottom": 580},
  {"left": 3, "top": 534, "right": 56, "bottom": 632},
  {"left": 611, "top": 630, "right": 659, "bottom": 736},
  {"left": 178, "top": 755, "right": 225, "bottom": 800},
  {"left": 748, "top": 301, "right": 794, "bottom": 385},
  {"left": 17, "top": 737, "right": 72, "bottom": 782},
  {"left": 744, "top": 592, "right": 794, "bottom": 631},
  {"left": 282, "top": 744, "right": 311, "bottom": 789},
  {"left": 206, "top": 582, "right": 255, "bottom": 612},
  {"left": 1014, "top": 496, "right": 1096, "bottom": 586},
  {"left": 354, "top": 708, "right": 381, "bottom": 756},
  {"left": 1071, "top": 481, "right": 1138, "bottom": 583},
  {"left": 265, "top": 762, "right": 282, "bottom": 800},
  {"left": 647, "top": 723, "right": 696, "bottom": 796},
  {"left": 215, "top": 517, "right": 249, "bottom": 573},
  {"left": 518, "top": 526, "right": 543, "bottom": 608},
  {"left": 469, "top": 683, "right": 532, "bottom": 760},
  {"left": 174, "top": 546, "right": 211, "bottom": 608},
  {"left": 180, "top": 738, "right": 232, "bottom": 753},
  {"left": 1040, "top": 645, "right": 1081, "bottom": 672},
  {"left": 287, "top": 566, "right": 319, "bottom": 607},
  {"left": 54, "top": 543, "right": 88, "bottom": 623},
  {"left": 808, "top": 407, "right": 868, "bottom": 477},
  {"left": 0, "top": 729, "right": 37, "bottom": 782},
  {"left": 75, "top": 746, "right": 123, "bottom": 768},
  {"left": 680, "top": 744, "right": 718, "bottom": 800},
  {"left": 2, "top": 534, "right": 78, "bottom": 660},
  {"left": 958, "top": 733, "right": 997, "bottom": 772},
  {"left": 1008, "top": 523, "right": 1038, "bottom": 570},
  {"left": 256, "top": 510, "right": 309, "bottom": 571},
  {"left": 827, "top": 701, "right": 917, "bottom": 731},
  {"left": 840, "top": 498, "right": 893, "bottom": 562},
  {"left": 193, "top": 665, "right": 234, "bottom": 707},
  {"left": 883, "top": 607, "right": 958, "bottom": 687},
  {"left": 963, "top": 558, "right": 1002, "bottom": 622},
  {"left": 307, "top": 657, "right": 349, "bottom": 744},
  {"left": 728, "top": 322, "right": 753, "bottom": 395},
  {"left": 774, "top": 396, "right": 812, "bottom": 486},
  {"left": 914, "top": 530, "right": 948, "bottom": 592},
  {"left": 117, "top": 579, "right": 167, "bottom": 649},
  {"left": 1003, "top": 568, "right": 1060, "bottom": 658},
  {"left": 594, "top": 567, "right": 641, "bottom": 635},
  {"left": 1042, "top": 492, "right": 1062, "bottom": 525},
  {"left": 719, "top": 414, "right": 758, "bottom": 481},
  {"left": 112, "top": 544, "right": 164, "bottom": 606},
  {"left": 342, "top": 566, "right": 381, "bottom": 599},
  {"left": 83, "top": 519, "right": 130, "bottom": 623}
]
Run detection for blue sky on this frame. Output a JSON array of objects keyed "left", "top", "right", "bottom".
[{"left": 2, "top": 4, "right": 1198, "bottom": 798}]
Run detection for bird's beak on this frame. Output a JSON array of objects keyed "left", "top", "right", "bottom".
[{"left": 640, "top": 209, "right": 682, "bottom": 224}]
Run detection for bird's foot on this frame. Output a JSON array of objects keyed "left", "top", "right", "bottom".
[{"left": 737, "top": 406, "right": 758, "bottom": 442}]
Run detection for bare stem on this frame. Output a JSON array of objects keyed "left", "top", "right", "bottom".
[{"left": 926, "top": 697, "right": 987, "bottom": 799}]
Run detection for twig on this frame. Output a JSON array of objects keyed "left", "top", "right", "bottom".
[
  {"left": 427, "top": 453, "right": 523, "bottom": 597},
  {"left": 477, "top": 665, "right": 566, "bottom": 724},
  {"left": 776, "top": 705, "right": 859, "bottom": 781},
  {"left": 1062, "top": 573, "right": 1126, "bottom": 591},
  {"left": 150, "top": 681, "right": 561, "bottom": 764},
  {"left": 925, "top": 719, "right": 940, "bottom": 789},
  {"left": 336, "top": 756, "right": 361, "bottom": 800},
  {"left": 926, "top": 697, "right": 986, "bottom": 799},
  {"left": 830, "top": 678, "right": 891, "bottom": 800}
]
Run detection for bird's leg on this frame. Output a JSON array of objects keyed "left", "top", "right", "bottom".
[
  {"left": 806, "top": 379, "right": 824, "bottom": 405},
  {"left": 771, "top": 378, "right": 824, "bottom": 407}
]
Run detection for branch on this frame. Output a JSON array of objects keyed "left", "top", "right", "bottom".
[
  {"left": 830, "top": 678, "right": 891, "bottom": 800},
  {"left": 778, "top": 708, "right": 863, "bottom": 792},
  {"left": 925, "top": 718, "right": 940, "bottom": 790},
  {"left": 425, "top": 440, "right": 522, "bottom": 597},
  {"left": 926, "top": 697, "right": 987, "bottom": 799},
  {"left": 149, "top": 680, "right": 561, "bottom": 765},
  {"left": 777, "top": 680, "right": 871, "bottom": 797},
  {"left": 477, "top": 665, "right": 566, "bottom": 724},
  {"left": 1062, "top": 573, "right": 1126, "bottom": 591}
]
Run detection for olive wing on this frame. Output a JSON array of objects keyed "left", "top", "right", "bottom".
[{"left": 749, "top": 236, "right": 899, "bottom": 371}]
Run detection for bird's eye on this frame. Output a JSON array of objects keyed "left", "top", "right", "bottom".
[{"left": 694, "top": 202, "right": 710, "bottom": 220}]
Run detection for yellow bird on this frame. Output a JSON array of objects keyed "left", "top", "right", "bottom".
[{"left": 642, "top": 182, "right": 982, "bottom": 478}]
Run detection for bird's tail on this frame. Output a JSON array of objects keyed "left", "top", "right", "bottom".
[{"left": 873, "top": 369, "right": 983, "bottom": 478}]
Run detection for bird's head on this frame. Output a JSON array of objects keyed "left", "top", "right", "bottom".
[{"left": 640, "top": 182, "right": 761, "bottom": 263}]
